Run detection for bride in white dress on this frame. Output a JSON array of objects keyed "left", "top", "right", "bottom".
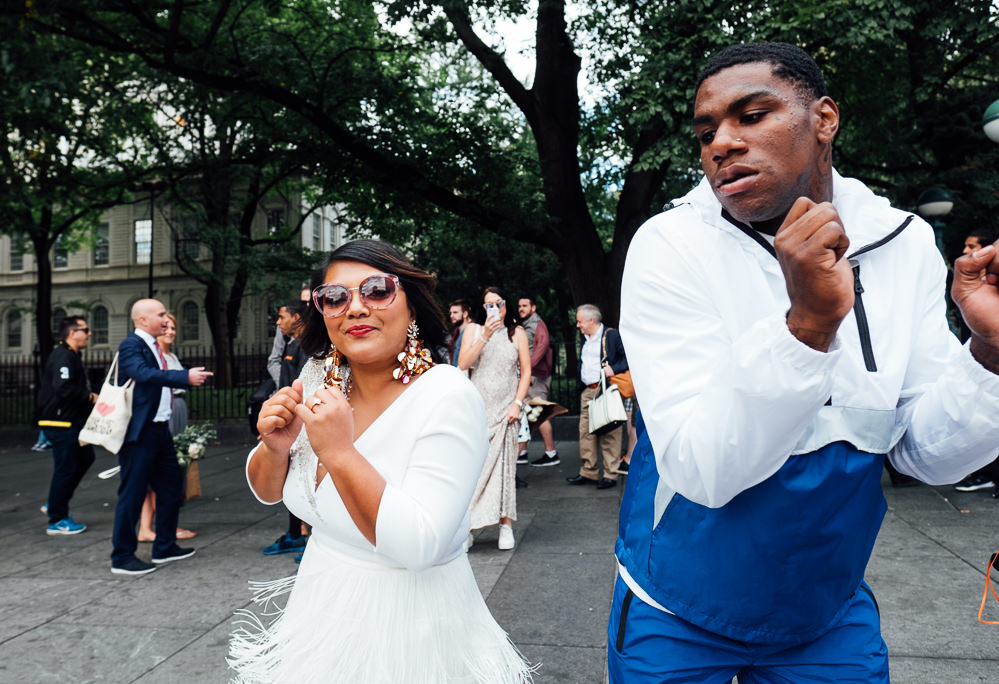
[{"left": 229, "top": 240, "right": 534, "bottom": 683}]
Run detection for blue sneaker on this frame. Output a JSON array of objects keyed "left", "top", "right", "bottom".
[
  {"left": 263, "top": 532, "right": 307, "bottom": 555},
  {"left": 294, "top": 553, "right": 303, "bottom": 564},
  {"left": 47, "top": 516, "right": 86, "bottom": 536}
]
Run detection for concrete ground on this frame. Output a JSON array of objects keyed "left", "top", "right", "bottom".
[{"left": 0, "top": 426, "right": 997, "bottom": 683}]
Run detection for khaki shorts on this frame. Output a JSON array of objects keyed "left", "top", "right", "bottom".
[{"left": 526, "top": 375, "right": 551, "bottom": 401}]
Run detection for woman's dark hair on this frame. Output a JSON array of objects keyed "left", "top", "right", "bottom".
[
  {"left": 299, "top": 239, "right": 449, "bottom": 363},
  {"left": 483, "top": 286, "right": 517, "bottom": 341}
]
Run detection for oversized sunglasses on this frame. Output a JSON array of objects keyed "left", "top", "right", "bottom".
[{"left": 312, "top": 274, "right": 400, "bottom": 318}]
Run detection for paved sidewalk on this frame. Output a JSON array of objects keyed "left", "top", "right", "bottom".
[{"left": 1, "top": 429, "right": 997, "bottom": 683}]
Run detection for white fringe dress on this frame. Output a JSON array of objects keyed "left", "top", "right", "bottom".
[{"left": 229, "top": 362, "right": 534, "bottom": 684}]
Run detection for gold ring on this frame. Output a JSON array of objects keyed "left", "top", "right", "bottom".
[{"left": 309, "top": 397, "right": 323, "bottom": 412}]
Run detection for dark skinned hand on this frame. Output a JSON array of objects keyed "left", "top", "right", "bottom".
[
  {"left": 952, "top": 241, "right": 999, "bottom": 373},
  {"left": 775, "top": 197, "right": 855, "bottom": 351}
]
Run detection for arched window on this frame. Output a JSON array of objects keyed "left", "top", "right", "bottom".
[
  {"left": 6, "top": 311, "right": 22, "bottom": 349},
  {"left": 52, "top": 307, "right": 67, "bottom": 334},
  {"left": 181, "top": 301, "right": 199, "bottom": 342},
  {"left": 91, "top": 306, "right": 109, "bottom": 345}
]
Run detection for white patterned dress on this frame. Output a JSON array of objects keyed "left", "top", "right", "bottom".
[
  {"left": 468, "top": 328, "right": 520, "bottom": 530},
  {"left": 229, "top": 361, "right": 533, "bottom": 683}
]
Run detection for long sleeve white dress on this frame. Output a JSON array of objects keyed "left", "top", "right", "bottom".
[{"left": 229, "top": 361, "right": 533, "bottom": 683}]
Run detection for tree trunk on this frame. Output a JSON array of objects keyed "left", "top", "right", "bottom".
[
  {"left": 203, "top": 275, "right": 233, "bottom": 389},
  {"left": 31, "top": 214, "right": 55, "bottom": 366}
]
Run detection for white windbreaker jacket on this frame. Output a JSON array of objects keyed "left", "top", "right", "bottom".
[{"left": 621, "top": 171, "right": 999, "bottom": 510}]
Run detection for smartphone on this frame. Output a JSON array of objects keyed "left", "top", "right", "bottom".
[{"left": 485, "top": 303, "right": 499, "bottom": 320}]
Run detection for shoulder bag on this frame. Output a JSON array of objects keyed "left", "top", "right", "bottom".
[
  {"left": 79, "top": 352, "right": 134, "bottom": 454},
  {"left": 588, "top": 371, "right": 628, "bottom": 436},
  {"left": 602, "top": 329, "right": 635, "bottom": 398}
]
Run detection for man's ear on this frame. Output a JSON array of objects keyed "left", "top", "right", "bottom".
[{"left": 815, "top": 96, "right": 839, "bottom": 144}]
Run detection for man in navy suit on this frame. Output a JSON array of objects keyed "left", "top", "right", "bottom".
[
  {"left": 567, "top": 303, "right": 629, "bottom": 490},
  {"left": 110, "top": 299, "right": 212, "bottom": 576}
]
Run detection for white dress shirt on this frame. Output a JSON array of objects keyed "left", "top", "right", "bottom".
[
  {"left": 135, "top": 328, "right": 172, "bottom": 423},
  {"left": 579, "top": 323, "right": 604, "bottom": 385}
]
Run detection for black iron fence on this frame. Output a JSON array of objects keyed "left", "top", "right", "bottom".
[
  {"left": 1, "top": 344, "right": 272, "bottom": 428},
  {"left": 1, "top": 340, "right": 582, "bottom": 428}
]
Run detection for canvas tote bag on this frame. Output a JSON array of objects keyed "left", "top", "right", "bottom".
[
  {"left": 79, "top": 352, "right": 134, "bottom": 454},
  {"left": 588, "top": 372, "right": 627, "bottom": 436}
]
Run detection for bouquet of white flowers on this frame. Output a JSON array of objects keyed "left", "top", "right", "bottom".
[
  {"left": 525, "top": 399, "right": 568, "bottom": 426},
  {"left": 174, "top": 423, "right": 218, "bottom": 467}
]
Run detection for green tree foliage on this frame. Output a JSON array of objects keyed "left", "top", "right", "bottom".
[
  {"left": 13, "top": 0, "right": 999, "bottom": 332},
  {"left": 0, "top": 22, "right": 153, "bottom": 360},
  {"left": 144, "top": 78, "right": 324, "bottom": 386}
]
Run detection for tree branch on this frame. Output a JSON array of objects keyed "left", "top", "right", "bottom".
[{"left": 441, "top": 1, "right": 537, "bottom": 125}]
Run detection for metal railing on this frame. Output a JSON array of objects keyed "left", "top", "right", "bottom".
[
  {"left": 1, "top": 344, "right": 272, "bottom": 428},
  {"left": 0, "top": 339, "right": 582, "bottom": 428}
]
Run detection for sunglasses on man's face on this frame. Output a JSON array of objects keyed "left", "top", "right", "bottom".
[
  {"left": 74, "top": 327, "right": 90, "bottom": 334},
  {"left": 312, "top": 274, "right": 400, "bottom": 318}
]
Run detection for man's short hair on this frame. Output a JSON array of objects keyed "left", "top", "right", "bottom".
[
  {"left": 281, "top": 299, "right": 308, "bottom": 318},
  {"left": 968, "top": 228, "right": 999, "bottom": 246},
  {"left": 696, "top": 42, "right": 828, "bottom": 103},
  {"left": 449, "top": 299, "right": 471, "bottom": 313},
  {"left": 59, "top": 316, "right": 86, "bottom": 341},
  {"left": 519, "top": 296, "right": 535, "bottom": 307},
  {"left": 577, "top": 304, "right": 602, "bottom": 323}
]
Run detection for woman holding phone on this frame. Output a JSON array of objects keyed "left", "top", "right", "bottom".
[{"left": 458, "top": 287, "right": 531, "bottom": 550}]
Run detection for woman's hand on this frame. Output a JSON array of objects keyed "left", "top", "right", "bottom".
[
  {"left": 257, "top": 379, "right": 305, "bottom": 455},
  {"left": 602, "top": 363, "right": 614, "bottom": 378},
  {"left": 505, "top": 402, "right": 521, "bottom": 424},
  {"left": 295, "top": 385, "right": 356, "bottom": 461},
  {"left": 483, "top": 315, "right": 504, "bottom": 339}
]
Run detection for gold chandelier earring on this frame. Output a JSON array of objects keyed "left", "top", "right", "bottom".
[
  {"left": 393, "top": 321, "right": 434, "bottom": 384},
  {"left": 323, "top": 344, "right": 351, "bottom": 396}
]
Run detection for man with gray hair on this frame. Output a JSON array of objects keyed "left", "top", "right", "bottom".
[{"left": 567, "top": 304, "right": 628, "bottom": 489}]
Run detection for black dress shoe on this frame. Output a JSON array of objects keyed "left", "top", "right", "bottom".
[
  {"left": 152, "top": 544, "right": 196, "bottom": 565},
  {"left": 566, "top": 475, "right": 597, "bottom": 486},
  {"left": 110, "top": 557, "right": 157, "bottom": 576},
  {"left": 596, "top": 478, "right": 618, "bottom": 490}
]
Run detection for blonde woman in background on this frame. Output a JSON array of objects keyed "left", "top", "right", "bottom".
[{"left": 138, "top": 313, "right": 195, "bottom": 542}]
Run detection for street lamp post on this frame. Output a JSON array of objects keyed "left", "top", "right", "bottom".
[
  {"left": 917, "top": 187, "right": 957, "bottom": 333},
  {"left": 147, "top": 189, "right": 154, "bottom": 298},
  {"left": 983, "top": 98, "right": 999, "bottom": 143},
  {"left": 916, "top": 187, "right": 953, "bottom": 255},
  {"left": 135, "top": 179, "right": 163, "bottom": 298}
]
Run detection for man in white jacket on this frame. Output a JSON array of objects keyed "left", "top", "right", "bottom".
[{"left": 610, "top": 42, "right": 999, "bottom": 682}]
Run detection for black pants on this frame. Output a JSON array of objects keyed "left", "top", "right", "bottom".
[
  {"left": 46, "top": 427, "right": 95, "bottom": 524},
  {"left": 288, "top": 512, "right": 304, "bottom": 539},
  {"left": 111, "top": 422, "right": 184, "bottom": 564}
]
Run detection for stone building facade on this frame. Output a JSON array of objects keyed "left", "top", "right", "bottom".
[{"left": 0, "top": 192, "right": 346, "bottom": 360}]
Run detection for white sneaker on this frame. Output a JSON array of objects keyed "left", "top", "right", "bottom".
[{"left": 498, "top": 524, "right": 515, "bottom": 551}]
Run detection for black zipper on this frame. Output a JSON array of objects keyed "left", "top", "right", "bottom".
[
  {"left": 845, "top": 216, "right": 913, "bottom": 374},
  {"left": 850, "top": 260, "right": 877, "bottom": 372},
  {"left": 721, "top": 210, "right": 915, "bottom": 375}
]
